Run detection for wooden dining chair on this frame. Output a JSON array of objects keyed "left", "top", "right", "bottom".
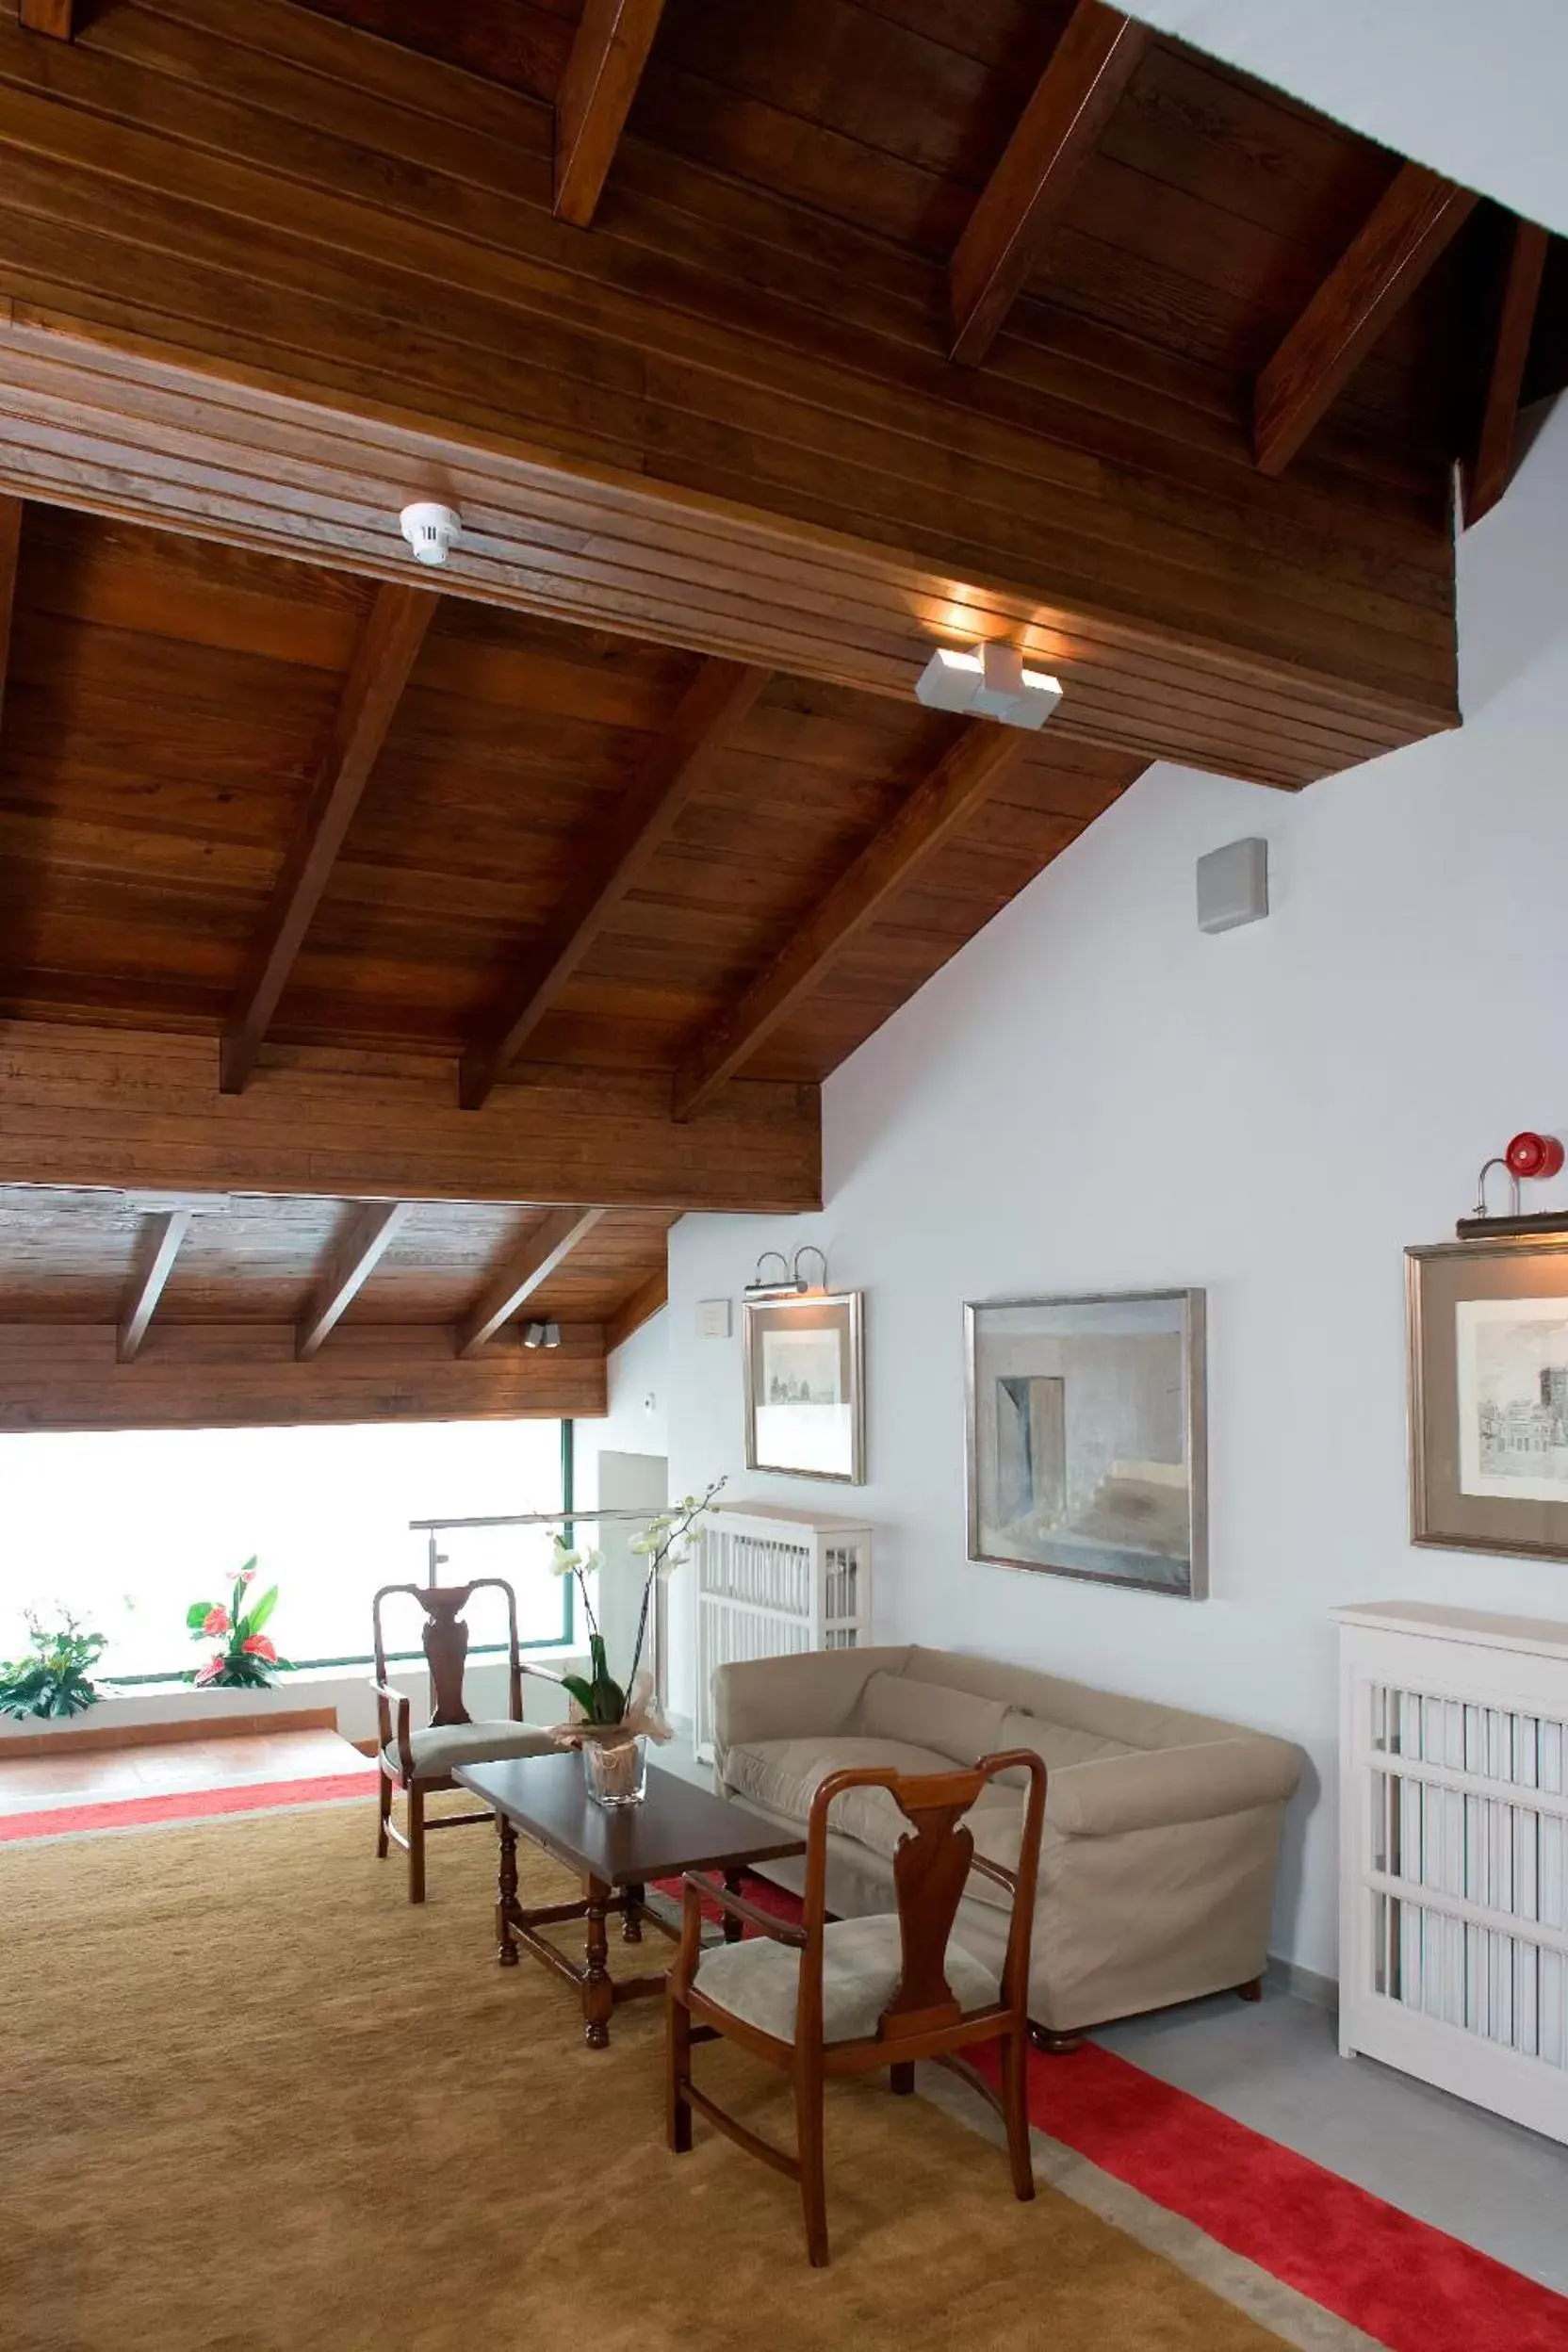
[
  {"left": 666, "top": 1747, "right": 1048, "bottom": 2266},
  {"left": 371, "top": 1579, "right": 558, "bottom": 1903}
]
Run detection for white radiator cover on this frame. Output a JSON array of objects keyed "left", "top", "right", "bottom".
[
  {"left": 1333, "top": 1600, "right": 1568, "bottom": 2145},
  {"left": 694, "top": 1504, "right": 874, "bottom": 1762}
]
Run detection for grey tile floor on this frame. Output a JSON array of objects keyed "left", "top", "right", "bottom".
[{"left": 1097, "top": 1977, "right": 1568, "bottom": 2294}]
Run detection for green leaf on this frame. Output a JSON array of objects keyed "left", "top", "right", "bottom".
[
  {"left": 591, "top": 1676, "right": 626, "bottom": 1724},
  {"left": 560, "top": 1673, "right": 597, "bottom": 1715},
  {"left": 247, "top": 1585, "right": 279, "bottom": 1636},
  {"left": 186, "top": 1603, "right": 214, "bottom": 1631}
]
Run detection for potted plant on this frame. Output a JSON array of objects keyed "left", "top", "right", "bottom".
[
  {"left": 0, "top": 1610, "right": 108, "bottom": 1720},
  {"left": 549, "top": 1479, "right": 724, "bottom": 1806},
  {"left": 185, "top": 1561, "right": 290, "bottom": 1688}
]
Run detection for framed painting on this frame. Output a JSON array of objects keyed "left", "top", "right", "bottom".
[
  {"left": 743, "top": 1289, "right": 865, "bottom": 1484},
  {"left": 1409, "top": 1236, "right": 1568, "bottom": 1559},
  {"left": 965, "top": 1290, "right": 1208, "bottom": 1599}
]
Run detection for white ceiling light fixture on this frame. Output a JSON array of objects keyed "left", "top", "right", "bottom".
[
  {"left": 399, "top": 501, "right": 463, "bottom": 567},
  {"left": 914, "top": 642, "right": 1062, "bottom": 730}
]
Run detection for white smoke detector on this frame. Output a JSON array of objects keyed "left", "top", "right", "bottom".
[
  {"left": 399, "top": 501, "right": 462, "bottom": 567},
  {"left": 915, "top": 642, "right": 1062, "bottom": 730}
]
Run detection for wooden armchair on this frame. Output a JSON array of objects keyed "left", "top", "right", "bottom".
[
  {"left": 371, "top": 1579, "right": 558, "bottom": 1903},
  {"left": 666, "top": 1747, "right": 1047, "bottom": 2266}
]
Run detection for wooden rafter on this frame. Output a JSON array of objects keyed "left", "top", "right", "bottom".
[
  {"left": 0, "top": 1025, "right": 822, "bottom": 1213},
  {"left": 295, "top": 1201, "right": 410, "bottom": 1362},
  {"left": 1462, "top": 217, "right": 1551, "bottom": 529},
  {"left": 1254, "top": 163, "right": 1479, "bottom": 477},
  {"left": 673, "top": 719, "right": 1032, "bottom": 1120},
  {"left": 460, "top": 658, "right": 770, "bottom": 1110},
  {"left": 950, "top": 2, "right": 1150, "bottom": 367},
  {"left": 606, "top": 1265, "right": 667, "bottom": 1355},
  {"left": 18, "top": 1, "right": 74, "bottom": 37},
  {"left": 0, "top": 1325, "right": 607, "bottom": 1433},
  {"left": 457, "top": 1207, "right": 607, "bottom": 1359},
  {"left": 116, "top": 1210, "right": 189, "bottom": 1364},
  {"left": 554, "top": 0, "right": 666, "bottom": 228},
  {"left": 0, "top": 494, "right": 22, "bottom": 734},
  {"left": 219, "top": 582, "right": 438, "bottom": 1095}
]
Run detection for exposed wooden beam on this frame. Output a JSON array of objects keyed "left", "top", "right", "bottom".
[
  {"left": 0, "top": 1323, "right": 606, "bottom": 1432},
  {"left": 115, "top": 1209, "right": 189, "bottom": 1364},
  {"left": 1254, "top": 164, "right": 1479, "bottom": 477},
  {"left": 950, "top": 3, "right": 1150, "bottom": 367},
  {"left": 457, "top": 1207, "right": 607, "bottom": 1359},
  {"left": 0, "top": 493, "right": 22, "bottom": 735},
  {"left": 674, "top": 719, "right": 1032, "bottom": 1120},
  {"left": 460, "top": 659, "right": 770, "bottom": 1110},
  {"left": 554, "top": 0, "right": 666, "bottom": 229},
  {"left": 0, "top": 308, "right": 1458, "bottom": 786},
  {"left": 1462, "top": 217, "right": 1551, "bottom": 529},
  {"left": 219, "top": 582, "right": 438, "bottom": 1095},
  {"left": 0, "top": 1024, "right": 822, "bottom": 1212},
  {"left": 606, "top": 1265, "right": 667, "bottom": 1356},
  {"left": 295, "top": 1201, "right": 410, "bottom": 1362},
  {"left": 18, "top": 1, "right": 74, "bottom": 38}
]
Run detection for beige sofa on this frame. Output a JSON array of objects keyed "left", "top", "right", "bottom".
[{"left": 711, "top": 1643, "right": 1303, "bottom": 2035}]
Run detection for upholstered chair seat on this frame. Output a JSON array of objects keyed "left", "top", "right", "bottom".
[
  {"left": 694, "top": 1913, "right": 999, "bottom": 2044},
  {"left": 379, "top": 1721, "right": 558, "bottom": 1781}
]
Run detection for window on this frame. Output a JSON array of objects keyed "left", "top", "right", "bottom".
[{"left": 0, "top": 1418, "right": 573, "bottom": 1683}]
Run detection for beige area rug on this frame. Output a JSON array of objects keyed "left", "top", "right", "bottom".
[{"left": 0, "top": 1801, "right": 1292, "bottom": 2352}]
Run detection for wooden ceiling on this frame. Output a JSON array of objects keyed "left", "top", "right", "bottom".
[{"left": 0, "top": 0, "right": 1555, "bottom": 1427}]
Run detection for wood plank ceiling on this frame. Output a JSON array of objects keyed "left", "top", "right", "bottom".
[{"left": 0, "top": 0, "right": 1558, "bottom": 1429}]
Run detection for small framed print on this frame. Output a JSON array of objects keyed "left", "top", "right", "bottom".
[
  {"left": 743, "top": 1290, "right": 865, "bottom": 1484},
  {"left": 965, "top": 1290, "right": 1207, "bottom": 1599},
  {"left": 1409, "top": 1236, "right": 1568, "bottom": 1559}
]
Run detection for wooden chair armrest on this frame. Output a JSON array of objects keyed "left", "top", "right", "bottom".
[
  {"left": 685, "top": 1872, "right": 808, "bottom": 1948},
  {"left": 367, "top": 1678, "right": 414, "bottom": 1779},
  {"left": 520, "top": 1659, "right": 565, "bottom": 1687}
]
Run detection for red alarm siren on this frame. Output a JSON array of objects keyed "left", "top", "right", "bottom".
[{"left": 1506, "top": 1131, "right": 1565, "bottom": 1182}]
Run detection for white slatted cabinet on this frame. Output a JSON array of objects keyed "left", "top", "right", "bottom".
[
  {"left": 1333, "top": 1601, "right": 1568, "bottom": 2144},
  {"left": 694, "top": 1504, "right": 874, "bottom": 1762}
]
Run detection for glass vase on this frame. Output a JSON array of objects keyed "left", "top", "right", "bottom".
[{"left": 581, "top": 1729, "right": 647, "bottom": 1808}]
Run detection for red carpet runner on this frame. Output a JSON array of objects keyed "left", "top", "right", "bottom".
[{"left": 0, "top": 1769, "right": 378, "bottom": 1841}]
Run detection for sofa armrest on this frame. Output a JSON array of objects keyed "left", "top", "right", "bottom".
[
  {"left": 710, "top": 1644, "right": 912, "bottom": 1770},
  {"left": 1046, "top": 1736, "right": 1303, "bottom": 1838}
]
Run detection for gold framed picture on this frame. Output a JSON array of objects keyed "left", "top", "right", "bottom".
[
  {"left": 743, "top": 1289, "right": 865, "bottom": 1484},
  {"left": 1408, "top": 1236, "right": 1568, "bottom": 1559}
]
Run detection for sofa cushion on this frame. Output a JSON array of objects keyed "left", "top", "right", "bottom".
[
  {"left": 383, "top": 1721, "right": 558, "bottom": 1781},
  {"left": 996, "top": 1707, "right": 1139, "bottom": 1784},
  {"left": 725, "top": 1734, "right": 1015, "bottom": 1864},
  {"left": 856, "top": 1670, "right": 1009, "bottom": 1766},
  {"left": 693, "top": 1913, "right": 999, "bottom": 2043}
]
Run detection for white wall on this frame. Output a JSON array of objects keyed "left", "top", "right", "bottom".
[
  {"left": 667, "top": 400, "right": 1568, "bottom": 1983},
  {"left": 1129, "top": 2, "right": 1568, "bottom": 238},
  {"left": 572, "top": 1310, "right": 669, "bottom": 1513}
]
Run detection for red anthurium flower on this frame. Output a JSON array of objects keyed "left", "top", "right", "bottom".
[
  {"left": 202, "top": 1607, "right": 230, "bottom": 1639},
  {"left": 242, "top": 1635, "right": 277, "bottom": 1662},
  {"left": 194, "top": 1657, "right": 224, "bottom": 1686},
  {"left": 236, "top": 1567, "right": 257, "bottom": 1586}
]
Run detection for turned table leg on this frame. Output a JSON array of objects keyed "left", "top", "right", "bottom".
[
  {"left": 722, "top": 1867, "right": 747, "bottom": 1944},
  {"left": 621, "top": 1880, "right": 645, "bottom": 1943},
  {"left": 496, "top": 1815, "right": 519, "bottom": 1968},
  {"left": 583, "top": 1875, "right": 613, "bottom": 2050}
]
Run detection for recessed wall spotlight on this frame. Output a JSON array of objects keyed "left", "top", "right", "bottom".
[
  {"left": 399, "top": 500, "right": 462, "bottom": 567},
  {"left": 914, "top": 642, "right": 1062, "bottom": 730}
]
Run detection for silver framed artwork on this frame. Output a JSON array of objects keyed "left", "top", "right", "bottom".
[
  {"left": 743, "top": 1289, "right": 865, "bottom": 1484},
  {"left": 965, "top": 1290, "right": 1208, "bottom": 1599}
]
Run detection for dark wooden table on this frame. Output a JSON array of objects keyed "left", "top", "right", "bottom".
[{"left": 454, "top": 1753, "right": 806, "bottom": 2049}]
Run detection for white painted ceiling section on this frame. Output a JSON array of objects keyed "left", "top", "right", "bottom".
[{"left": 1128, "top": 0, "right": 1568, "bottom": 236}]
